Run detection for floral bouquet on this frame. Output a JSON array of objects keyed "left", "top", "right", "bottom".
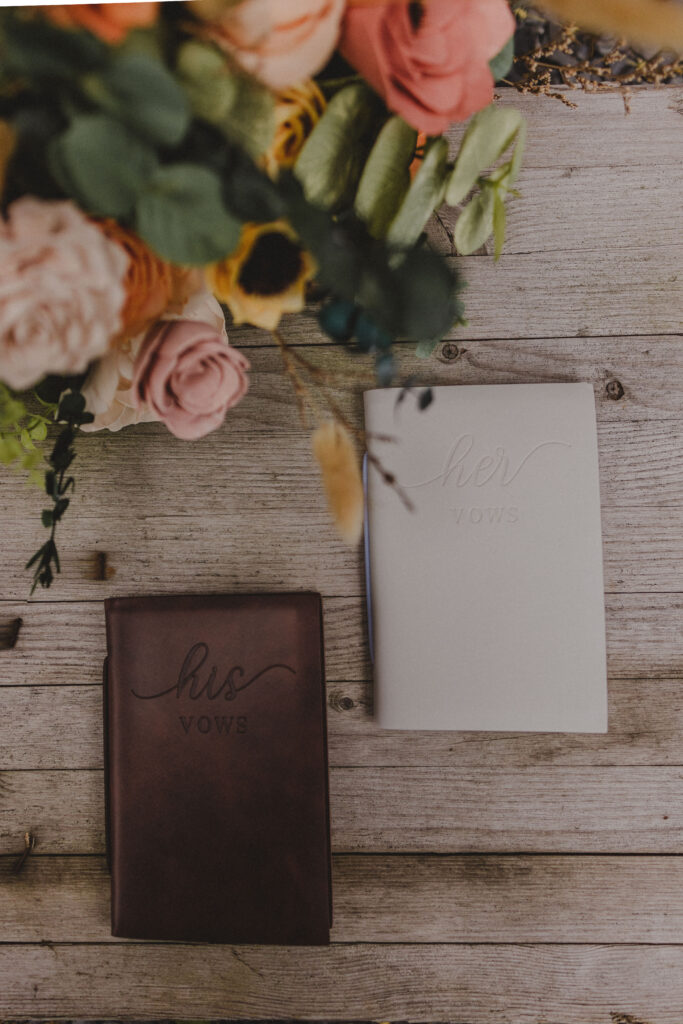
[{"left": 0, "top": 0, "right": 533, "bottom": 590}]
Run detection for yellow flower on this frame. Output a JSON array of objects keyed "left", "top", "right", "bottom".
[
  {"left": 261, "top": 80, "right": 326, "bottom": 179},
  {"left": 312, "top": 419, "right": 364, "bottom": 547},
  {"left": 206, "top": 220, "right": 316, "bottom": 331}
]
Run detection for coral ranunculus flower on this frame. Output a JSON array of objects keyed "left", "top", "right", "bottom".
[
  {"left": 42, "top": 3, "right": 160, "bottom": 44},
  {"left": 206, "top": 220, "right": 316, "bottom": 332},
  {"left": 195, "top": 0, "right": 346, "bottom": 91},
  {"left": 261, "top": 81, "right": 326, "bottom": 179},
  {"left": 98, "top": 220, "right": 201, "bottom": 340},
  {"left": 340, "top": 0, "right": 516, "bottom": 133}
]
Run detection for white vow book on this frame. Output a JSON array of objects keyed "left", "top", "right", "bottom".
[{"left": 363, "top": 383, "right": 607, "bottom": 732}]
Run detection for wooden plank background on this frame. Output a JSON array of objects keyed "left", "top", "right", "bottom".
[{"left": 1, "top": 85, "right": 682, "bottom": 1023}]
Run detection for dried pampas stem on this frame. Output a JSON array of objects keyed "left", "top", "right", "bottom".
[{"left": 312, "top": 420, "right": 364, "bottom": 547}]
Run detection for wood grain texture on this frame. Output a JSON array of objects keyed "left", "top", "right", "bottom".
[
  {"left": 4, "top": 414, "right": 683, "bottom": 517},
  {"left": 3, "top": 853, "right": 683, "bottom": 944},
  {"left": 0, "top": 506, "right": 681, "bottom": 599},
  {"left": 3, "top": 766, "right": 683, "bottom": 854},
  {"left": 7, "top": 675, "right": 683, "bottom": 771},
  {"left": 0, "top": 589, "right": 681, "bottom": 684},
  {"left": 1, "top": 85, "right": 682, "bottom": 1021},
  {"left": 428, "top": 164, "right": 683, "bottom": 256},
  {"left": 2, "top": 940, "right": 683, "bottom": 1022}
]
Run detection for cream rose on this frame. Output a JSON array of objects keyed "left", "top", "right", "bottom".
[
  {"left": 197, "top": 0, "right": 346, "bottom": 91},
  {"left": 0, "top": 198, "right": 127, "bottom": 391}
]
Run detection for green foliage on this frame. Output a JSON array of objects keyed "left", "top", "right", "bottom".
[
  {"left": 26, "top": 387, "right": 93, "bottom": 594},
  {"left": 282, "top": 173, "right": 463, "bottom": 347},
  {"left": 136, "top": 163, "right": 242, "bottom": 265},
  {"left": 454, "top": 187, "right": 496, "bottom": 256},
  {"left": 385, "top": 136, "right": 449, "bottom": 249},
  {"left": 294, "top": 83, "right": 380, "bottom": 210},
  {"left": 81, "top": 53, "right": 190, "bottom": 147},
  {"left": 0, "top": 11, "right": 108, "bottom": 80},
  {"left": 0, "top": 384, "right": 52, "bottom": 486},
  {"left": 49, "top": 114, "right": 158, "bottom": 218},
  {"left": 447, "top": 105, "right": 526, "bottom": 259},
  {"left": 177, "top": 41, "right": 274, "bottom": 160},
  {"left": 446, "top": 105, "right": 524, "bottom": 206},
  {"left": 489, "top": 36, "right": 515, "bottom": 82},
  {"left": 354, "top": 116, "right": 417, "bottom": 239}
]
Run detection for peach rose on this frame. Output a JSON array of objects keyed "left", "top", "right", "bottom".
[
  {"left": 42, "top": 3, "right": 160, "bottom": 45},
  {"left": 340, "top": 0, "right": 515, "bottom": 133},
  {"left": 0, "top": 198, "right": 127, "bottom": 391},
  {"left": 196, "top": 0, "right": 346, "bottom": 91},
  {"left": 131, "top": 290, "right": 250, "bottom": 440}
]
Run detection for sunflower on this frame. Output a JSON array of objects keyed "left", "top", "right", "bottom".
[{"left": 206, "top": 220, "right": 316, "bottom": 331}]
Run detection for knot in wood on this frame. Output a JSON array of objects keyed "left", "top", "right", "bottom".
[
  {"left": 328, "top": 691, "right": 355, "bottom": 712},
  {"left": 606, "top": 379, "right": 624, "bottom": 400},
  {"left": 441, "top": 342, "right": 460, "bottom": 362}
]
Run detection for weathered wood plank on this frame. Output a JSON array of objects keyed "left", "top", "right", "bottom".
[
  {"left": 2, "top": 940, "right": 683, "bottom": 1021},
  {"left": 3, "top": 767, "right": 683, "bottom": 854},
  {"left": 0, "top": 507, "right": 681, "bottom": 599},
  {"left": 7, "top": 675, "right": 683, "bottom": 771},
  {"left": 203, "top": 337, "right": 683, "bottom": 423},
  {"left": 6, "top": 416, "right": 682, "bottom": 518},
  {"left": 3, "top": 853, "right": 683, "bottom": 944},
  {"left": 233, "top": 243, "right": 682, "bottom": 345},
  {"left": 0, "top": 590, "right": 680, "bottom": 689},
  {"left": 480, "top": 86, "right": 683, "bottom": 171},
  {"left": 427, "top": 163, "right": 683, "bottom": 257}
]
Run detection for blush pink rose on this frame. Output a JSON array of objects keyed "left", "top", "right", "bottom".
[
  {"left": 131, "top": 297, "right": 250, "bottom": 441},
  {"left": 340, "top": 0, "right": 515, "bottom": 133},
  {"left": 0, "top": 198, "right": 127, "bottom": 390},
  {"left": 199, "top": 0, "right": 346, "bottom": 91}
]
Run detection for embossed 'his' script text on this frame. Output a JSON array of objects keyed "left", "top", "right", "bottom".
[{"left": 130, "top": 642, "right": 296, "bottom": 702}]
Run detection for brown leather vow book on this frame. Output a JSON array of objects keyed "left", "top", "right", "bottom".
[{"left": 103, "top": 592, "right": 331, "bottom": 944}]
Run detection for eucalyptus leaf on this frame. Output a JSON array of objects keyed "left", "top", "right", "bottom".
[
  {"left": 0, "top": 13, "right": 107, "bottom": 80},
  {"left": 509, "top": 117, "right": 527, "bottom": 184},
  {"left": 49, "top": 115, "right": 158, "bottom": 218},
  {"left": 489, "top": 36, "right": 515, "bottom": 82},
  {"left": 493, "top": 191, "right": 506, "bottom": 260},
  {"left": 136, "top": 163, "right": 241, "bottom": 265},
  {"left": 445, "top": 105, "right": 524, "bottom": 207},
  {"left": 81, "top": 54, "right": 190, "bottom": 146},
  {"left": 454, "top": 187, "right": 496, "bottom": 255},
  {"left": 177, "top": 40, "right": 274, "bottom": 159},
  {"left": 294, "top": 83, "right": 378, "bottom": 210},
  {"left": 354, "top": 116, "right": 417, "bottom": 239},
  {"left": 385, "top": 136, "right": 449, "bottom": 249}
]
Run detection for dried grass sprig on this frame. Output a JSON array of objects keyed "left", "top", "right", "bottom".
[
  {"left": 511, "top": 8, "right": 683, "bottom": 107},
  {"left": 312, "top": 420, "right": 364, "bottom": 546}
]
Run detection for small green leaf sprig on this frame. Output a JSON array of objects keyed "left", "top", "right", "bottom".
[
  {"left": 0, "top": 383, "right": 52, "bottom": 486},
  {"left": 26, "top": 389, "right": 93, "bottom": 593}
]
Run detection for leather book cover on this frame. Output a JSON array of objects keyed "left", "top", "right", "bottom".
[
  {"left": 103, "top": 592, "right": 332, "bottom": 943},
  {"left": 364, "top": 383, "right": 607, "bottom": 732}
]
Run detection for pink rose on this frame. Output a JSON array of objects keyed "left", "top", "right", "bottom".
[
  {"left": 0, "top": 198, "right": 127, "bottom": 390},
  {"left": 340, "top": 0, "right": 515, "bottom": 133},
  {"left": 199, "top": 0, "right": 345, "bottom": 91},
  {"left": 131, "top": 298, "right": 250, "bottom": 441}
]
